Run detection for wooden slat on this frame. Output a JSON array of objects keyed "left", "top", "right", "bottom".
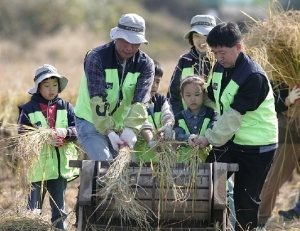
[
  {"left": 78, "top": 160, "right": 96, "bottom": 206},
  {"left": 213, "top": 162, "right": 227, "bottom": 209},
  {"left": 133, "top": 187, "right": 210, "bottom": 200}
]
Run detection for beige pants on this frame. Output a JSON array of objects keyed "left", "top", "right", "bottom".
[{"left": 259, "top": 142, "right": 300, "bottom": 223}]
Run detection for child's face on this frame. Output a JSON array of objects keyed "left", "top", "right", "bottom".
[
  {"left": 38, "top": 77, "right": 59, "bottom": 101},
  {"left": 151, "top": 75, "right": 162, "bottom": 97},
  {"left": 192, "top": 33, "right": 208, "bottom": 53},
  {"left": 182, "top": 83, "right": 204, "bottom": 114}
]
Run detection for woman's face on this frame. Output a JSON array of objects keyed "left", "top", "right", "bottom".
[{"left": 192, "top": 33, "right": 208, "bottom": 53}]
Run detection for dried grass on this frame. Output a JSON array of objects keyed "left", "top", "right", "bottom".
[
  {"left": 95, "top": 146, "right": 153, "bottom": 230},
  {"left": 243, "top": 1, "right": 300, "bottom": 85},
  {"left": 1, "top": 124, "right": 55, "bottom": 192},
  {"left": 0, "top": 209, "right": 55, "bottom": 231}
]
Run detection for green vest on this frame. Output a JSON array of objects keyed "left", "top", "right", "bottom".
[
  {"left": 75, "top": 70, "right": 139, "bottom": 130},
  {"left": 177, "top": 118, "right": 211, "bottom": 163},
  {"left": 134, "top": 111, "right": 162, "bottom": 162},
  {"left": 27, "top": 110, "right": 79, "bottom": 182},
  {"left": 211, "top": 66, "right": 278, "bottom": 145}
]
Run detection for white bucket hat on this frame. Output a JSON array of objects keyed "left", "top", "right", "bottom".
[
  {"left": 110, "top": 13, "right": 148, "bottom": 45},
  {"left": 184, "top": 15, "right": 216, "bottom": 39},
  {"left": 28, "top": 64, "right": 68, "bottom": 94}
]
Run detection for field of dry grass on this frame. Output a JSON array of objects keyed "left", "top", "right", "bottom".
[{"left": 0, "top": 26, "right": 300, "bottom": 231}]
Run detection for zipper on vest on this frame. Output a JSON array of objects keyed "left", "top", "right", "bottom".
[{"left": 110, "top": 60, "right": 126, "bottom": 115}]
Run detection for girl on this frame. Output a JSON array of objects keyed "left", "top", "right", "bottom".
[{"left": 174, "top": 75, "right": 218, "bottom": 162}]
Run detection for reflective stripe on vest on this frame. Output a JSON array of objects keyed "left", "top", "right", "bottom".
[
  {"left": 177, "top": 117, "right": 211, "bottom": 162},
  {"left": 75, "top": 70, "right": 139, "bottom": 130},
  {"left": 211, "top": 61, "right": 278, "bottom": 145},
  {"left": 27, "top": 109, "right": 78, "bottom": 182}
]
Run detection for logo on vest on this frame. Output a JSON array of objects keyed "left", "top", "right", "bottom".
[
  {"left": 105, "top": 82, "right": 113, "bottom": 89},
  {"left": 212, "top": 83, "right": 218, "bottom": 90}
]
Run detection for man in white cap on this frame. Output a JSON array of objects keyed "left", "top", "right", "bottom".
[{"left": 74, "top": 13, "right": 154, "bottom": 161}]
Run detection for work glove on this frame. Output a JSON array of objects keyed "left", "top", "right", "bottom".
[
  {"left": 123, "top": 103, "right": 148, "bottom": 132},
  {"left": 55, "top": 128, "right": 67, "bottom": 138},
  {"left": 205, "top": 108, "right": 242, "bottom": 147},
  {"left": 50, "top": 134, "right": 65, "bottom": 147},
  {"left": 157, "top": 123, "right": 174, "bottom": 140},
  {"left": 148, "top": 140, "right": 157, "bottom": 150},
  {"left": 120, "top": 127, "right": 137, "bottom": 149},
  {"left": 188, "top": 134, "right": 199, "bottom": 147},
  {"left": 107, "top": 131, "right": 124, "bottom": 152},
  {"left": 288, "top": 85, "right": 300, "bottom": 104}
]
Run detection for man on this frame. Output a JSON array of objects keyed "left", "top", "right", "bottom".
[
  {"left": 74, "top": 13, "right": 154, "bottom": 161},
  {"left": 197, "top": 22, "right": 278, "bottom": 231},
  {"left": 259, "top": 83, "right": 300, "bottom": 224}
]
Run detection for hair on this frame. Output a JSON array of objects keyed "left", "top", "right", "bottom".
[
  {"left": 188, "top": 32, "right": 194, "bottom": 46},
  {"left": 206, "top": 22, "right": 242, "bottom": 48},
  {"left": 153, "top": 60, "right": 163, "bottom": 77},
  {"left": 180, "top": 75, "right": 206, "bottom": 95}
]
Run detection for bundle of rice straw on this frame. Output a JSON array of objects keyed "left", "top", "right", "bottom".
[
  {"left": 244, "top": 1, "right": 300, "bottom": 126},
  {"left": 0, "top": 210, "right": 55, "bottom": 231},
  {"left": 95, "top": 146, "right": 152, "bottom": 230},
  {"left": 147, "top": 136, "right": 185, "bottom": 224},
  {"left": 3, "top": 124, "right": 55, "bottom": 192},
  {"left": 178, "top": 145, "right": 211, "bottom": 213},
  {"left": 243, "top": 0, "right": 300, "bottom": 121}
]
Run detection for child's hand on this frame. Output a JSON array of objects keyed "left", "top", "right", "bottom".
[
  {"left": 188, "top": 134, "right": 199, "bottom": 147},
  {"left": 50, "top": 134, "right": 65, "bottom": 147},
  {"left": 55, "top": 128, "right": 68, "bottom": 138},
  {"left": 157, "top": 123, "right": 174, "bottom": 140}
]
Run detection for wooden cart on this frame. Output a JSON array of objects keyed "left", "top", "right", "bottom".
[{"left": 70, "top": 160, "right": 238, "bottom": 231}]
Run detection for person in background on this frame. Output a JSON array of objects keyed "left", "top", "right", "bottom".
[
  {"left": 167, "top": 14, "right": 216, "bottom": 117},
  {"left": 18, "top": 64, "right": 79, "bottom": 230},
  {"left": 173, "top": 75, "right": 218, "bottom": 162},
  {"left": 196, "top": 22, "right": 278, "bottom": 231},
  {"left": 134, "top": 60, "right": 174, "bottom": 162},
  {"left": 259, "top": 83, "right": 300, "bottom": 224},
  {"left": 74, "top": 13, "right": 154, "bottom": 161}
]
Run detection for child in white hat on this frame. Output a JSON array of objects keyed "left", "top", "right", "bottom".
[{"left": 18, "top": 64, "right": 79, "bottom": 230}]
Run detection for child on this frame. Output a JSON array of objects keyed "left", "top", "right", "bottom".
[
  {"left": 167, "top": 15, "right": 216, "bottom": 117},
  {"left": 174, "top": 75, "right": 218, "bottom": 162},
  {"left": 134, "top": 60, "right": 174, "bottom": 162},
  {"left": 18, "top": 64, "right": 79, "bottom": 230}
]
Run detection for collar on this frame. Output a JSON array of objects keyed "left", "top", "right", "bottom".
[
  {"left": 31, "top": 93, "right": 59, "bottom": 105},
  {"left": 183, "top": 106, "right": 207, "bottom": 118}
]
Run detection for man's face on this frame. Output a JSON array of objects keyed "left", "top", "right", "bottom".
[
  {"left": 210, "top": 43, "right": 242, "bottom": 68},
  {"left": 115, "top": 38, "right": 141, "bottom": 61}
]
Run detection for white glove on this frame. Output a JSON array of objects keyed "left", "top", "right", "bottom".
[
  {"left": 120, "top": 127, "right": 137, "bottom": 149},
  {"left": 157, "top": 123, "right": 174, "bottom": 140},
  {"left": 288, "top": 85, "right": 300, "bottom": 104},
  {"left": 188, "top": 134, "right": 199, "bottom": 147},
  {"left": 55, "top": 128, "right": 68, "bottom": 138},
  {"left": 108, "top": 131, "right": 124, "bottom": 152},
  {"left": 50, "top": 134, "right": 64, "bottom": 147},
  {"left": 148, "top": 140, "right": 157, "bottom": 150}
]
